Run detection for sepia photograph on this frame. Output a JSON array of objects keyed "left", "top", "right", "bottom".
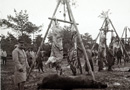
[{"left": 0, "top": 0, "right": 130, "bottom": 90}]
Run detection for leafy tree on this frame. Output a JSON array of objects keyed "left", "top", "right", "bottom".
[
  {"left": 1, "top": 33, "right": 17, "bottom": 55},
  {"left": 18, "top": 33, "right": 32, "bottom": 49},
  {"left": 81, "top": 33, "right": 93, "bottom": 48},
  {"left": 1, "top": 9, "right": 42, "bottom": 36},
  {"left": 0, "top": 9, "right": 43, "bottom": 53},
  {"left": 33, "top": 35, "right": 51, "bottom": 57},
  {"left": 43, "top": 43, "right": 51, "bottom": 57},
  {"left": 34, "top": 34, "right": 43, "bottom": 50}
]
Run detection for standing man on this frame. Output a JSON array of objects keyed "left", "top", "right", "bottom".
[
  {"left": 1, "top": 49, "right": 7, "bottom": 65},
  {"left": 12, "top": 39, "right": 29, "bottom": 90},
  {"left": 29, "top": 48, "right": 36, "bottom": 65},
  {"left": 36, "top": 51, "right": 44, "bottom": 73},
  {"left": 116, "top": 48, "right": 122, "bottom": 65}
]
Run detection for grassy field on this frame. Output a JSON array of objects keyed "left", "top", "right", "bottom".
[{"left": 1, "top": 59, "right": 130, "bottom": 90}]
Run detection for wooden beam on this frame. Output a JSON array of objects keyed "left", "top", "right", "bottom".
[
  {"left": 125, "top": 27, "right": 127, "bottom": 43},
  {"left": 65, "top": 0, "right": 95, "bottom": 81},
  {"left": 66, "top": 2, "right": 73, "bottom": 28},
  {"left": 91, "top": 18, "right": 105, "bottom": 51},
  {"left": 100, "top": 18, "right": 106, "bottom": 29},
  {"left": 128, "top": 28, "right": 130, "bottom": 32},
  {"left": 121, "top": 38, "right": 130, "bottom": 39},
  {"left": 91, "top": 31, "right": 100, "bottom": 50},
  {"left": 100, "top": 29, "right": 114, "bottom": 32},
  {"left": 48, "top": 17, "right": 79, "bottom": 25},
  {"left": 121, "top": 28, "right": 126, "bottom": 38}
]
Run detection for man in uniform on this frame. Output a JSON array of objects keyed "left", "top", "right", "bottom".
[{"left": 12, "top": 39, "right": 29, "bottom": 90}]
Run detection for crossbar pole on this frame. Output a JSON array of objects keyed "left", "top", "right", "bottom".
[{"left": 48, "top": 17, "right": 79, "bottom": 25}]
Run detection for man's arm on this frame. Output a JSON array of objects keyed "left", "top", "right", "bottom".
[{"left": 12, "top": 50, "right": 23, "bottom": 71}]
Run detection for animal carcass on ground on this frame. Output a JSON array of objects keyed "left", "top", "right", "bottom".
[{"left": 37, "top": 74, "right": 107, "bottom": 90}]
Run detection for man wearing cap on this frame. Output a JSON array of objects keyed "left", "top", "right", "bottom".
[{"left": 12, "top": 39, "right": 29, "bottom": 90}]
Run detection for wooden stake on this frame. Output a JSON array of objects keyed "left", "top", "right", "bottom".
[
  {"left": 128, "top": 28, "right": 130, "bottom": 32},
  {"left": 65, "top": 0, "right": 95, "bottom": 81},
  {"left": 125, "top": 27, "right": 127, "bottom": 44},
  {"left": 121, "top": 28, "right": 125, "bottom": 39},
  {"left": 91, "top": 31, "right": 100, "bottom": 50},
  {"left": 66, "top": 0, "right": 82, "bottom": 74},
  {"left": 75, "top": 37, "right": 83, "bottom": 74},
  {"left": 91, "top": 18, "right": 106, "bottom": 50},
  {"left": 48, "top": 17, "right": 79, "bottom": 25}
]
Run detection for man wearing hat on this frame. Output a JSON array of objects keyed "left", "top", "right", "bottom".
[{"left": 12, "top": 39, "right": 29, "bottom": 90}]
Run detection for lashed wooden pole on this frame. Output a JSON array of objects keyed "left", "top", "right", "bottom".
[
  {"left": 65, "top": 0, "right": 95, "bottom": 80},
  {"left": 121, "top": 27, "right": 125, "bottom": 39},
  {"left": 128, "top": 28, "right": 130, "bottom": 32},
  {"left": 91, "top": 32, "right": 100, "bottom": 50},
  {"left": 27, "top": 0, "right": 61, "bottom": 79},
  {"left": 125, "top": 27, "right": 127, "bottom": 44},
  {"left": 128, "top": 28, "right": 130, "bottom": 45},
  {"left": 91, "top": 19, "right": 106, "bottom": 50},
  {"left": 48, "top": 17, "right": 79, "bottom": 25},
  {"left": 66, "top": 1, "right": 82, "bottom": 74}
]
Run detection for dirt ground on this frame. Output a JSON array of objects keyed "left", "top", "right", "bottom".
[{"left": 1, "top": 59, "right": 130, "bottom": 90}]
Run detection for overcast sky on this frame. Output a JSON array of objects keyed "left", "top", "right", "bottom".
[{"left": 0, "top": 0, "right": 130, "bottom": 44}]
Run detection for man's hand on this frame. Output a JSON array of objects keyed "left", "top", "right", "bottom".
[{"left": 19, "top": 68, "right": 23, "bottom": 72}]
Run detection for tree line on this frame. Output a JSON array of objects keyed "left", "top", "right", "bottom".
[{"left": 0, "top": 9, "right": 98, "bottom": 57}]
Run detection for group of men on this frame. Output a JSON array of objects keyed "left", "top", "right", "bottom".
[
  {"left": 11, "top": 37, "right": 129, "bottom": 90},
  {"left": 93, "top": 44, "right": 129, "bottom": 72}
]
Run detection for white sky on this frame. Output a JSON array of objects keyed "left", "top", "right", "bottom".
[{"left": 0, "top": 0, "right": 130, "bottom": 44}]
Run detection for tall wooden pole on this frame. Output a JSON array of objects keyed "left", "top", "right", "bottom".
[
  {"left": 91, "top": 31, "right": 100, "bottom": 50},
  {"left": 91, "top": 18, "right": 106, "bottom": 51},
  {"left": 65, "top": 0, "right": 95, "bottom": 81},
  {"left": 121, "top": 28, "right": 125, "bottom": 39},
  {"left": 111, "top": 30, "right": 114, "bottom": 41},
  {"left": 66, "top": 1, "right": 73, "bottom": 28},
  {"left": 128, "top": 28, "right": 130, "bottom": 32},
  {"left": 74, "top": 36, "right": 83, "bottom": 74},
  {"left": 66, "top": 1, "right": 82, "bottom": 74},
  {"left": 27, "top": 0, "right": 61, "bottom": 79},
  {"left": 125, "top": 27, "right": 127, "bottom": 44},
  {"left": 128, "top": 28, "right": 130, "bottom": 45},
  {"left": 104, "top": 18, "right": 108, "bottom": 51}
]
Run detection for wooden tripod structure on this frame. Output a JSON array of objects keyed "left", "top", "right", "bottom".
[
  {"left": 27, "top": 0, "right": 95, "bottom": 81},
  {"left": 91, "top": 18, "right": 114, "bottom": 51},
  {"left": 121, "top": 26, "right": 130, "bottom": 45},
  {"left": 91, "top": 17, "right": 130, "bottom": 61}
]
